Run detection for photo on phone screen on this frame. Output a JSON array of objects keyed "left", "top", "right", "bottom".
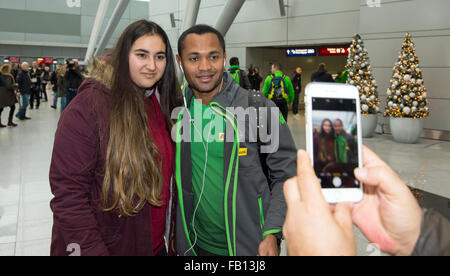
[{"left": 312, "top": 97, "right": 360, "bottom": 189}]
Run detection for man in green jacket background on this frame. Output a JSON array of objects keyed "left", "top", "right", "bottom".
[
  {"left": 262, "top": 63, "right": 295, "bottom": 121},
  {"left": 228, "top": 57, "right": 251, "bottom": 90}
]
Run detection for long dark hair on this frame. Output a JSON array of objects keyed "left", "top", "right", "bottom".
[
  {"left": 320, "top": 119, "right": 334, "bottom": 137},
  {"left": 102, "top": 20, "right": 179, "bottom": 217},
  {"left": 318, "top": 119, "right": 335, "bottom": 163}
]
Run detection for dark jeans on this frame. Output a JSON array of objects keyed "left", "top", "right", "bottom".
[
  {"left": 60, "top": 96, "right": 67, "bottom": 112},
  {"left": 293, "top": 90, "right": 301, "bottom": 115},
  {"left": 30, "top": 85, "right": 40, "bottom": 108},
  {"left": 16, "top": 94, "right": 30, "bottom": 118},
  {"left": 273, "top": 98, "right": 288, "bottom": 122},
  {"left": 41, "top": 83, "right": 48, "bottom": 101},
  {"left": 52, "top": 90, "right": 58, "bottom": 107},
  {"left": 66, "top": 88, "right": 77, "bottom": 106}
]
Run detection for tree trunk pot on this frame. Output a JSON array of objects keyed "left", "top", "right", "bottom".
[
  {"left": 390, "top": 117, "right": 424, "bottom": 144},
  {"left": 361, "top": 114, "right": 378, "bottom": 138}
]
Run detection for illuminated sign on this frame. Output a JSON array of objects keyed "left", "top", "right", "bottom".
[
  {"left": 286, "top": 48, "right": 317, "bottom": 57},
  {"left": 9, "top": 57, "right": 20, "bottom": 63},
  {"left": 318, "top": 47, "right": 349, "bottom": 56}
]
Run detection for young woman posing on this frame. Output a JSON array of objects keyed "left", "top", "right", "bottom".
[{"left": 49, "top": 20, "right": 179, "bottom": 256}]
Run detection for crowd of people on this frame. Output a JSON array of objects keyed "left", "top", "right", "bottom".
[
  {"left": 0, "top": 60, "right": 84, "bottom": 127},
  {"left": 1, "top": 19, "right": 448, "bottom": 256}
]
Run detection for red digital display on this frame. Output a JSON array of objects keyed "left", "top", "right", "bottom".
[
  {"left": 9, "top": 57, "right": 20, "bottom": 63},
  {"left": 319, "top": 47, "right": 349, "bottom": 56}
]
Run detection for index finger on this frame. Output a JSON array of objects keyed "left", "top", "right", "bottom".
[{"left": 297, "top": 150, "right": 327, "bottom": 205}]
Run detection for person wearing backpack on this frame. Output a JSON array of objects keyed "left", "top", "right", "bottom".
[
  {"left": 262, "top": 63, "right": 295, "bottom": 121},
  {"left": 227, "top": 57, "right": 251, "bottom": 90}
]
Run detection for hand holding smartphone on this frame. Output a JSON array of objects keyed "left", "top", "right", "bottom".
[{"left": 305, "top": 83, "right": 364, "bottom": 203}]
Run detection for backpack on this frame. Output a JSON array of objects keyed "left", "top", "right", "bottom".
[
  {"left": 269, "top": 74, "right": 288, "bottom": 100},
  {"left": 248, "top": 89, "right": 271, "bottom": 189},
  {"left": 229, "top": 69, "right": 241, "bottom": 85}
]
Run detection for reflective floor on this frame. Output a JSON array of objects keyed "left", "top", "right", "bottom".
[{"left": 0, "top": 94, "right": 449, "bottom": 256}]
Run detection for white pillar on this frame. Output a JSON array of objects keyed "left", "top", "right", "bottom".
[
  {"left": 182, "top": 0, "right": 201, "bottom": 32},
  {"left": 93, "top": 0, "right": 130, "bottom": 58},
  {"left": 214, "top": 0, "right": 246, "bottom": 36},
  {"left": 84, "top": 0, "right": 108, "bottom": 62}
]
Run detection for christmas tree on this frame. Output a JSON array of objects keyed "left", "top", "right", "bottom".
[
  {"left": 384, "top": 33, "right": 429, "bottom": 119},
  {"left": 346, "top": 33, "right": 380, "bottom": 115}
]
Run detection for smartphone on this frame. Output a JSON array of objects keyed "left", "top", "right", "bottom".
[{"left": 305, "top": 83, "right": 363, "bottom": 203}]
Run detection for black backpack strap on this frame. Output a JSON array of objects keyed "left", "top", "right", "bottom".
[{"left": 248, "top": 90, "right": 271, "bottom": 188}]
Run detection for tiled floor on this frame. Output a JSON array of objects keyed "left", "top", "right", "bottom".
[{"left": 1, "top": 95, "right": 449, "bottom": 256}]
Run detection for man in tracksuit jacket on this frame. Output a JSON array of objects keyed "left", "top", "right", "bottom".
[{"left": 175, "top": 25, "right": 297, "bottom": 256}]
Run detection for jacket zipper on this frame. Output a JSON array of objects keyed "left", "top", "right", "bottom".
[{"left": 210, "top": 102, "right": 240, "bottom": 256}]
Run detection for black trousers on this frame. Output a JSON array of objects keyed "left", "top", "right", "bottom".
[
  {"left": 293, "top": 90, "right": 301, "bottom": 115},
  {"left": 0, "top": 105, "right": 16, "bottom": 121},
  {"left": 30, "top": 85, "right": 40, "bottom": 108},
  {"left": 273, "top": 98, "right": 288, "bottom": 122},
  {"left": 41, "top": 83, "right": 48, "bottom": 101}
]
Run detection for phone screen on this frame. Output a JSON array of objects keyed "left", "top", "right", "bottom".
[{"left": 311, "top": 97, "right": 360, "bottom": 189}]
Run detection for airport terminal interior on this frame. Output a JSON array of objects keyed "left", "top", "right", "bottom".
[{"left": 0, "top": 0, "right": 449, "bottom": 256}]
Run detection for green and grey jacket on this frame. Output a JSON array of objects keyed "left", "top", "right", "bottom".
[{"left": 174, "top": 73, "right": 297, "bottom": 256}]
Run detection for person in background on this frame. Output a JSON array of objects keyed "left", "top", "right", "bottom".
[
  {"left": 283, "top": 147, "right": 450, "bottom": 256},
  {"left": 49, "top": 20, "right": 179, "bottom": 256},
  {"left": 12, "top": 63, "right": 20, "bottom": 81},
  {"left": 15, "top": 62, "right": 32, "bottom": 120},
  {"left": 291, "top": 67, "right": 302, "bottom": 120},
  {"left": 29, "top": 61, "right": 42, "bottom": 109},
  {"left": 227, "top": 57, "right": 251, "bottom": 90},
  {"left": 56, "top": 65, "right": 67, "bottom": 112},
  {"left": 64, "top": 61, "right": 83, "bottom": 106},
  {"left": 262, "top": 63, "right": 295, "bottom": 122},
  {"left": 40, "top": 66, "right": 51, "bottom": 102},
  {"left": 0, "top": 64, "right": 18, "bottom": 127},
  {"left": 335, "top": 69, "right": 349, "bottom": 84},
  {"left": 248, "top": 66, "right": 263, "bottom": 91},
  {"left": 50, "top": 64, "right": 61, "bottom": 109},
  {"left": 311, "top": 63, "right": 334, "bottom": 83}
]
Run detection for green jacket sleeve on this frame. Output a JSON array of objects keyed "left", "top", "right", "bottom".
[
  {"left": 261, "top": 76, "right": 272, "bottom": 97},
  {"left": 284, "top": 76, "right": 295, "bottom": 103}
]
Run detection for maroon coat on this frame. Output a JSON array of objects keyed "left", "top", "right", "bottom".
[{"left": 49, "top": 75, "right": 176, "bottom": 256}]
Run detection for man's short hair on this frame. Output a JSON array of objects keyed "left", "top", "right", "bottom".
[
  {"left": 229, "top": 57, "right": 239, "bottom": 66},
  {"left": 334, "top": 119, "right": 343, "bottom": 125},
  {"left": 272, "top": 63, "right": 282, "bottom": 71},
  {"left": 318, "top": 63, "right": 327, "bottom": 71},
  {"left": 178, "top": 24, "right": 226, "bottom": 57}
]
